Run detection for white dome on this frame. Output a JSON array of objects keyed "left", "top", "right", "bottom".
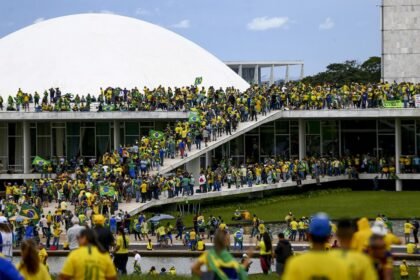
[{"left": 0, "top": 14, "right": 248, "bottom": 96}]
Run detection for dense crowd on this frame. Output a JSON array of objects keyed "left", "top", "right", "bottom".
[{"left": 1, "top": 81, "right": 420, "bottom": 112}]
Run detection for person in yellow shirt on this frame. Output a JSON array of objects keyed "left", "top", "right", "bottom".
[
  {"left": 351, "top": 217, "right": 372, "bottom": 252},
  {"left": 406, "top": 242, "right": 417, "bottom": 254},
  {"left": 283, "top": 213, "right": 351, "bottom": 280},
  {"left": 289, "top": 218, "right": 298, "bottom": 241},
  {"left": 38, "top": 243, "right": 49, "bottom": 272},
  {"left": 114, "top": 227, "right": 129, "bottom": 275},
  {"left": 400, "top": 260, "right": 409, "bottom": 279},
  {"left": 17, "top": 240, "right": 51, "bottom": 280},
  {"left": 330, "top": 219, "right": 378, "bottom": 280},
  {"left": 59, "top": 228, "right": 117, "bottom": 280},
  {"left": 404, "top": 220, "right": 414, "bottom": 244}
]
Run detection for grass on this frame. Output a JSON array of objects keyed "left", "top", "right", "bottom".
[{"left": 155, "top": 189, "right": 420, "bottom": 227}]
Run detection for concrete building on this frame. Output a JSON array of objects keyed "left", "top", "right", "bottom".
[
  {"left": 382, "top": 0, "right": 420, "bottom": 83},
  {"left": 0, "top": 109, "right": 419, "bottom": 193},
  {"left": 225, "top": 61, "right": 304, "bottom": 85},
  {"left": 0, "top": 14, "right": 249, "bottom": 97}
]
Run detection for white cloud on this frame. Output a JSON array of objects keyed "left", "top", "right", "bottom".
[
  {"left": 33, "top": 17, "right": 45, "bottom": 24},
  {"left": 319, "top": 17, "right": 335, "bottom": 30},
  {"left": 135, "top": 8, "right": 151, "bottom": 16},
  {"left": 171, "top": 19, "right": 190, "bottom": 29},
  {"left": 99, "top": 10, "right": 115, "bottom": 15},
  {"left": 247, "top": 16, "right": 289, "bottom": 31}
]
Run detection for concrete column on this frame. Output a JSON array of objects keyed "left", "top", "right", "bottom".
[
  {"left": 395, "top": 118, "right": 402, "bottom": 191},
  {"left": 205, "top": 151, "right": 212, "bottom": 169},
  {"left": 298, "top": 119, "right": 306, "bottom": 160},
  {"left": 253, "top": 65, "right": 259, "bottom": 84},
  {"left": 285, "top": 65, "right": 290, "bottom": 83},
  {"left": 23, "top": 121, "right": 31, "bottom": 174},
  {"left": 113, "top": 120, "right": 120, "bottom": 151},
  {"left": 300, "top": 64, "right": 304, "bottom": 80},
  {"left": 238, "top": 65, "right": 243, "bottom": 78},
  {"left": 269, "top": 65, "right": 275, "bottom": 85},
  {"left": 186, "top": 157, "right": 201, "bottom": 185}
]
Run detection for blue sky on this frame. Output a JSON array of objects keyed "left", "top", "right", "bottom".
[{"left": 0, "top": 0, "right": 381, "bottom": 76}]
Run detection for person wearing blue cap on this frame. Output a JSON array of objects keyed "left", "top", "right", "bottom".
[{"left": 283, "top": 213, "right": 351, "bottom": 280}]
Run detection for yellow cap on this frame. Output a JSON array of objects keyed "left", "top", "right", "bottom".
[{"left": 93, "top": 214, "right": 105, "bottom": 225}]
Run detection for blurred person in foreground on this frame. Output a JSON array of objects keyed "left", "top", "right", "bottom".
[
  {"left": 283, "top": 213, "right": 350, "bottom": 280},
  {"left": 93, "top": 214, "right": 114, "bottom": 252},
  {"left": 192, "top": 229, "right": 249, "bottom": 280},
  {"left": 0, "top": 254, "right": 23, "bottom": 280},
  {"left": 17, "top": 239, "right": 51, "bottom": 280},
  {"left": 330, "top": 219, "right": 378, "bottom": 280},
  {"left": 59, "top": 228, "right": 117, "bottom": 280},
  {"left": 366, "top": 222, "right": 393, "bottom": 280}
]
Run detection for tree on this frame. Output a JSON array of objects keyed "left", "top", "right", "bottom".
[{"left": 302, "top": 56, "right": 381, "bottom": 85}]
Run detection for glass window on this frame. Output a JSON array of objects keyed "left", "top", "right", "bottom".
[
  {"left": 275, "top": 121, "right": 289, "bottom": 134},
  {"left": 96, "top": 122, "right": 110, "bottom": 136},
  {"left": 9, "top": 136, "right": 23, "bottom": 170},
  {"left": 306, "top": 121, "right": 320, "bottom": 135},
  {"left": 67, "top": 123, "right": 80, "bottom": 136},
  {"left": 125, "top": 122, "right": 139, "bottom": 135},
  {"left": 290, "top": 124, "right": 299, "bottom": 157},
  {"left": 260, "top": 127, "right": 274, "bottom": 156},
  {"left": 230, "top": 135, "right": 244, "bottom": 156},
  {"left": 125, "top": 136, "right": 138, "bottom": 146},
  {"left": 402, "top": 121, "right": 415, "bottom": 155},
  {"left": 139, "top": 122, "right": 154, "bottom": 127},
  {"left": 8, "top": 123, "right": 22, "bottom": 136},
  {"left": 341, "top": 120, "right": 376, "bottom": 130},
  {"left": 37, "top": 137, "right": 51, "bottom": 159},
  {"left": 378, "top": 120, "right": 395, "bottom": 133},
  {"left": 378, "top": 135, "right": 395, "bottom": 158},
  {"left": 96, "top": 136, "right": 110, "bottom": 158},
  {"left": 0, "top": 126, "right": 7, "bottom": 157},
  {"left": 37, "top": 123, "right": 51, "bottom": 136},
  {"left": 52, "top": 128, "right": 66, "bottom": 157},
  {"left": 322, "top": 125, "right": 339, "bottom": 156},
  {"left": 275, "top": 135, "right": 290, "bottom": 157},
  {"left": 67, "top": 136, "right": 80, "bottom": 160},
  {"left": 81, "top": 122, "right": 95, "bottom": 127},
  {"left": 30, "top": 128, "right": 36, "bottom": 158},
  {"left": 306, "top": 135, "right": 321, "bottom": 156},
  {"left": 81, "top": 128, "right": 95, "bottom": 156}
]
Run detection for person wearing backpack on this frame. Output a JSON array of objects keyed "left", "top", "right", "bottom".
[{"left": 274, "top": 232, "right": 292, "bottom": 276}]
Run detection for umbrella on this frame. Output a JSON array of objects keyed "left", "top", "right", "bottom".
[
  {"left": 8, "top": 215, "right": 31, "bottom": 222},
  {"left": 147, "top": 214, "right": 175, "bottom": 223}
]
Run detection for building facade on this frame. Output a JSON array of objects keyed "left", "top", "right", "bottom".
[
  {"left": 382, "top": 0, "right": 420, "bottom": 83},
  {"left": 0, "top": 110, "right": 418, "bottom": 193}
]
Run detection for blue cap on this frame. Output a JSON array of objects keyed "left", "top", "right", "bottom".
[{"left": 309, "top": 213, "right": 331, "bottom": 237}]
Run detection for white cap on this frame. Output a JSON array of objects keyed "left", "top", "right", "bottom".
[
  {"left": 71, "top": 217, "right": 80, "bottom": 224},
  {"left": 371, "top": 221, "right": 387, "bottom": 236},
  {"left": 242, "top": 254, "right": 248, "bottom": 258},
  {"left": 0, "top": 216, "right": 8, "bottom": 224}
]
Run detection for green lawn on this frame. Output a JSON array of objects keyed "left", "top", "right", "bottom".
[{"left": 158, "top": 189, "right": 420, "bottom": 227}]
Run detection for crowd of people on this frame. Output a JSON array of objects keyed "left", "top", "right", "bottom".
[{"left": 1, "top": 81, "right": 420, "bottom": 112}]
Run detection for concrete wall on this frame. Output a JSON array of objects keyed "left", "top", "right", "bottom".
[{"left": 382, "top": 0, "right": 420, "bottom": 83}]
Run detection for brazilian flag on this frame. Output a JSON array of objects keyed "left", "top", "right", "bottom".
[
  {"left": 103, "top": 104, "right": 116, "bottom": 111},
  {"left": 20, "top": 204, "right": 40, "bottom": 222},
  {"left": 100, "top": 185, "right": 116, "bottom": 197},
  {"left": 194, "top": 77, "right": 203, "bottom": 86},
  {"left": 32, "top": 156, "right": 50, "bottom": 166},
  {"left": 149, "top": 130, "right": 165, "bottom": 141},
  {"left": 188, "top": 112, "right": 201, "bottom": 123}
]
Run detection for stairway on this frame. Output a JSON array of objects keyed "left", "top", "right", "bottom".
[{"left": 152, "top": 109, "right": 283, "bottom": 175}]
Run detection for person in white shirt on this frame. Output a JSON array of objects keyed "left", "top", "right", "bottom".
[
  {"left": 0, "top": 216, "right": 13, "bottom": 260},
  {"left": 133, "top": 250, "right": 142, "bottom": 274},
  {"left": 66, "top": 217, "right": 85, "bottom": 250}
]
